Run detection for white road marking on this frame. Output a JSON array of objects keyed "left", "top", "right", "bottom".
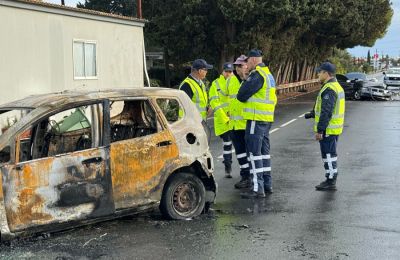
[
  {"left": 269, "top": 128, "right": 280, "bottom": 134},
  {"left": 280, "top": 119, "right": 297, "bottom": 128},
  {"left": 298, "top": 113, "right": 305, "bottom": 118}
]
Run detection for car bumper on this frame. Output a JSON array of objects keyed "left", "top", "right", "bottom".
[
  {"left": 384, "top": 80, "right": 400, "bottom": 86},
  {"left": 361, "top": 88, "right": 391, "bottom": 98}
]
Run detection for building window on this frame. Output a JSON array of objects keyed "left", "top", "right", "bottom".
[{"left": 73, "top": 40, "right": 97, "bottom": 79}]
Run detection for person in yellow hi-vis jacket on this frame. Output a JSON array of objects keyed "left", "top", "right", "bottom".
[
  {"left": 209, "top": 63, "right": 234, "bottom": 177},
  {"left": 304, "top": 62, "right": 345, "bottom": 191},
  {"left": 238, "top": 49, "right": 277, "bottom": 199},
  {"left": 179, "top": 59, "right": 213, "bottom": 120},
  {"left": 230, "top": 55, "right": 252, "bottom": 189}
]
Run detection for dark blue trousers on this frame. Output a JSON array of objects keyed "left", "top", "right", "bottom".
[
  {"left": 231, "top": 130, "right": 250, "bottom": 178},
  {"left": 319, "top": 135, "right": 339, "bottom": 179},
  {"left": 220, "top": 131, "right": 232, "bottom": 166},
  {"left": 245, "top": 120, "right": 272, "bottom": 193}
]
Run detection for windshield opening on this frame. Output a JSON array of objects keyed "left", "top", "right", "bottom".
[
  {"left": 345, "top": 73, "right": 366, "bottom": 80},
  {"left": 0, "top": 109, "right": 31, "bottom": 136}
]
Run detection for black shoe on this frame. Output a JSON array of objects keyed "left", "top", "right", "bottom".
[
  {"left": 315, "top": 179, "right": 336, "bottom": 191},
  {"left": 240, "top": 190, "right": 266, "bottom": 199},
  {"left": 234, "top": 177, "right": 251, "bottom": 189},
  {"left": 264, "top": 187, "right": 273, "bottom": 194},
  {"left": 224, "top": 164, "right": 232, "bottom": 178}
]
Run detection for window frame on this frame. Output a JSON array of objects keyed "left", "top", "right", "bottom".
[
  {"left": 108, "top": 97, "right": 164, "bottom": 143},
  {"left": 15, "top": 101, "right": 105, "bottom": 164},
  {"left": 155, "top": 97, "right": 185, "bottom": 125},
  {"left": 73, "top": 39, "right": 98, "bottom": 80}
]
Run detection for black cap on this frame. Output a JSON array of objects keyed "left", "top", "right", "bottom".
[
  {"left": 316, "top": 62, "right": 336, "bottom": 74},
  {"left": 223, "top": 62, "right": 234, "bottom": 71},
  {"left": 247, "top": 49, "right": 263, "bottom": 58},
  {"left": 192, "top": 59, "right": 213, "bottom": 70}
]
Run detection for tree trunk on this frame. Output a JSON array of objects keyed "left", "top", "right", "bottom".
[
  {"left": 275, "top": 64, "right": 282, "bottom": 85},
  {"left": 164, "top": 47, "right": 171, "bottom": 87},
  {"left": 217, "top": 20, "right": 237, "bottom": 71},
  {"left": 300, "top": 59, "right": 307, "bottom": 81},
  {"left": 281, "top": 59, "right": 289, "bottom": 84}
]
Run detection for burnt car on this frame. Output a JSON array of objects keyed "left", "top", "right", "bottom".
[
  {"left": 0, "top": 88, "right": 216, "bottom": 240},
  {"left": 337, "top": 72, "right": 391, "bottom": 100}
]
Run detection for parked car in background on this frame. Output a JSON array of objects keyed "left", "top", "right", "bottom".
[
  {"left": 0, "top": 88, "right": 216, "bottom": 240},
  {"left": 383, "top": 67, "right": 400, "bottom": 89},
  {"left": 337, "top": 72, "right": 391, "bottom": 100}
]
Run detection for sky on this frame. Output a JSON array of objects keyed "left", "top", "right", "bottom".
[
  {"left": 48, "top": 0, "right": 399, "bottom": 58},
  {"left": 348, "top": 0, "right": 400, "bottom": 58}
]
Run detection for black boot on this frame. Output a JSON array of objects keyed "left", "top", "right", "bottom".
[
  {"left": 234, "top": 177, "right": 251, "bottom": 189},
  {"left": 315, "top": 178, "right": 337, "bottom": 191},
  {"left": 264, "top": 186, "right": 273, "bottom": 194},
  {"left": 224, "top": 163, "right": 232, "bottom": 178},
  {"left": 240, "top": 189, "right": 266, "bottom": 199}
]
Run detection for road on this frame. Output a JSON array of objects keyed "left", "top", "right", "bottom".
[{"left": 1, "top": 91, "right": 400, "bottom": 259}]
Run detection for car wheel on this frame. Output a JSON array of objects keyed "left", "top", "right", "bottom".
[
  {"left": 354, "top": 89, "right": 362, "bottom": 100},
  {"left": 160, "top": 172, "right": 206, "bottom": 220}
]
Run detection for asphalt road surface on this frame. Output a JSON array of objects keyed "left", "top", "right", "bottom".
[{"left": 1, "top": 91, "right": 400, "bottom": 259}]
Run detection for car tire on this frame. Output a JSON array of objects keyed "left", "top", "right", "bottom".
[
  {"left": 160, "top": 172, "right": 206, "bottom": 220},
  {"left": 354, "top": 89, "right": 362, "bottom": 100}
]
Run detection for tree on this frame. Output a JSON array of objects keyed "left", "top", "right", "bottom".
[
  {"left": 77, "top": 0, "right": 394, "bottom": 86},
  {"left": 77, "top": 0, "right": 136, "bottom": 16},
  {"left": 367, "top": 50, "right": 371, "bottom": 65}
]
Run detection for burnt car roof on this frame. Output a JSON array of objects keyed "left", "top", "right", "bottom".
[{"left": 0, "top": 88, "right": 184, "bottom": 109}]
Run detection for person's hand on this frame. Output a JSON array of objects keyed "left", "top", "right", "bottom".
[
  {"left": 315, "top": 133, "right": 323, "bottom": 140},
  {"left": 207, "top": 107, "right": 213, "bottom": 117}
]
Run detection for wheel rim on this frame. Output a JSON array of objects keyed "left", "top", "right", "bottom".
[
  {"left": 354, "top": 90, "right": 361, "bottom": 99},
  {"left": 172, "top": 182, "right": 200, "bottom": 217}
]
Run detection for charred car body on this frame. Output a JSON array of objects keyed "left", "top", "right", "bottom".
[
  {"left": 337, "top": 72, "right": 391, "bottom": 100},
  {"left": 0, "top": 88, "right": 216, "bottom": 240}
]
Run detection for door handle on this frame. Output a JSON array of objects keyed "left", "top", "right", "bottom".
[
  {"left": 156, "top": 140, "right": 172, "bottom": 147},
  {"left": 82, "top": 157, "right": 103, "bottom": 165}
]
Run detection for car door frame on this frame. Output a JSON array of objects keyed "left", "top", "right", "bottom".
[
  {"left": 1, "top": 99, "right": 115, "bottom": 233},
  {"left": 107, "top": 97, "right": 179, "bottom": 210}
]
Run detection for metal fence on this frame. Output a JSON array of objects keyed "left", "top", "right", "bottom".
[{"left": 276, "top": 79, "right": 320, "bottom": 94}]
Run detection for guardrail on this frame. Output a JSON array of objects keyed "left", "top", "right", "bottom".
[{"left": 276, "top": 79, "right": 320, "bottom": 94}]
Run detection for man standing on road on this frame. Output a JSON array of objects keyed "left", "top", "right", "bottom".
[
  {"left": 237, "top": 49, "right": 277, "bottom": 198},
  {"left": 179, "top": 59, "right": 213, "bottom": 120},
  {"left": 305, "top": 62, "right": 345, "bottom": 191},
  {"left": 230, "top": 55, "right": 252, "bottom": 189},
  {"left": 208, "top": 63, "right": 234, "bottom": 178}
]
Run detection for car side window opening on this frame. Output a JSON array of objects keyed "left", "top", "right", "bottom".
[
  {"left": 109, "top": 100, "right": 158, "bottom": 143},
  {"left": 19, "top": 104, "right": 102, "bottom": 163},
  {"left": 156, "top": 98, "right": 183, "bottom": 123}
]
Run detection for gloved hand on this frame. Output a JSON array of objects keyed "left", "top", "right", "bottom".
[{"left": 304, "top": 111, "right": 315, "bottom": 119}]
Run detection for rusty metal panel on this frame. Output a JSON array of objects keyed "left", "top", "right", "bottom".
[
  {"left": 110, "top": 130, "right": 178, "bottom": 209},
  {"left": 0, "top": 168, "right": 12, "bottom": 238},
  {"left": 2, "top": 148, "right": 113, "bottom": 232},
  {"left": 0, "top": 171, "right": 3, "bottom": 201}
]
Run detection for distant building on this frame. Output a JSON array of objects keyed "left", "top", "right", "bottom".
[{"left": 0, "top": 0, "right": 146, "bottom": 104}]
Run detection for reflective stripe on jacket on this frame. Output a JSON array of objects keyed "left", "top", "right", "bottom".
[
  {"left": 228, "top": 75, "right": 247, "bottom": 130},
  {"left": 179, "top": 77, "right": 208, "bottom": 120},
  {"left": 242, "top": 66, "right": 277, "bottom": 122},
  {"left": 314, "top": 81, "right": 345, "bottom": 135},
  {"left": 209, "top": 75, "right": 231, "bottom": 136}
]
